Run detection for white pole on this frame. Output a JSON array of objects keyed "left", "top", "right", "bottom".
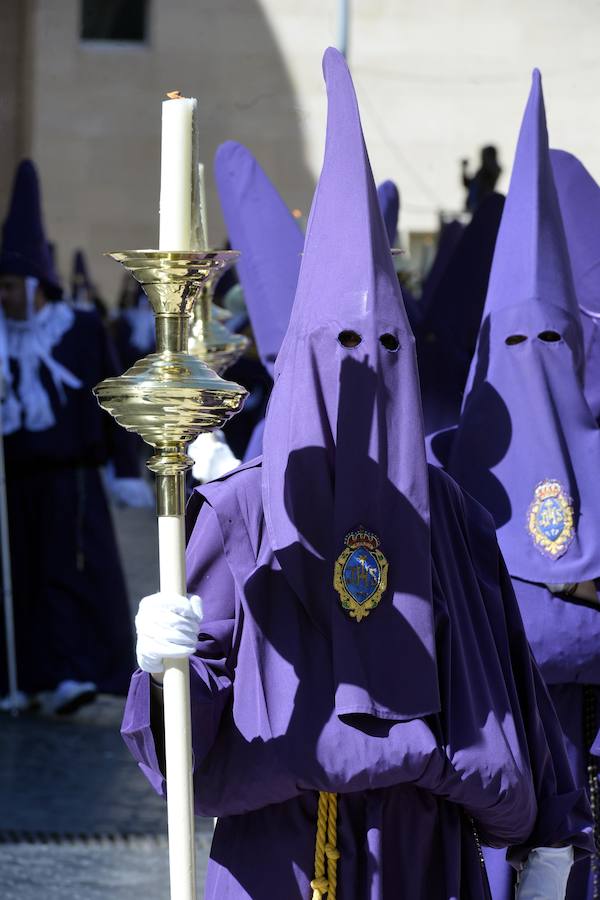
[
  {"left": 336, "top": 0, "right": 350, "bottom": 59},
  {"left": 158, "top": 514, "right": 197, "bottom": 900},
  {"left": 0, "top": 369, "right": 19, "bottom": 713}
]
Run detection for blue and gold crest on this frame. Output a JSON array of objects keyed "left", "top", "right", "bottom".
[
  {"left": 527, "top": 480, "right": 575, "bottom": 559},
  {"left": 333, "top": 526, "right": 388, "bottom": 622}
]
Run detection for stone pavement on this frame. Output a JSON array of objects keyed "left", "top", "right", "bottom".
[{"left": 0, "top": 503, "right": 213, "bottom": 898}]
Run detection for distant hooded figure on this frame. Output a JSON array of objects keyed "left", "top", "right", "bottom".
[
  {"left": 419, "top": 217, "right": 464, "bottom": 311},
  {"left": 417, "top": 190, "right": 504, "bottom": 435},
  {"left": 215, "top": 140, "right": 303, "bottom": 461},
  {"left": 551, "top": 149, "right": 600, "bottom": 423},
  {"left": 376, "top": 180, "right": 400, "bottom": 247},
  {"left": 442, "top": 72, "right": 600, "bottom": 899},
  {"left": 376, "top": 178, "right": 420, "bottom": 332},
  {"left": 123, "top": 51, "right": 591, "bottom": 898},
  {"left": 0, "top": 160, "right": 139, "bottom": 714},
  {"left": 70, "top": 249, "right": 94, "bottom": 311}
]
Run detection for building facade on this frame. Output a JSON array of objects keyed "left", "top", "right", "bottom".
[{"left": 1, "top": 0, "right": 599, "bottom": 300}]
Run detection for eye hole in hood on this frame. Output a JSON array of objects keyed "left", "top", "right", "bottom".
[
  {"left": 338, "top": 330, "right": 362, "bottom": 348},
  {"left": 538, "top": 330, "right": 561, "bottom": 342},
  {"left": 505, "top": 334, "right": 528, "bottom": 345},
  {"left": 380, "top": 333, "right": 400, "bottom": 352}
]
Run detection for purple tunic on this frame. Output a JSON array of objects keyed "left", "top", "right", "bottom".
[{"left": 123, "top": 460, "right": 591, "bottom": 897}]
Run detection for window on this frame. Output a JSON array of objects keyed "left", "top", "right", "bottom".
[{"left": 81, "top": 0, "right": 148, "bottom": 43}]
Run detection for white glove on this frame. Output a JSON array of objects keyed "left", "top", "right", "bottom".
[
  {"left": 135, "top": 592, "right": 204, "bottom": 674},
  {"left": 516, "top": 846, "right": 573, "bottom": 900},
  {"left": 109, "top": 476, "right": 155, "bottom": 509},
  {"left": 188, "top": 430, "right": 240, "bottom": 483},
  {"left": 547, "top": 581, "right": 599, "bottom": 603}
]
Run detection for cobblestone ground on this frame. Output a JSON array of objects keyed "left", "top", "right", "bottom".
[{"left": 0, "top": 503, "right": 213, "bottom": 899}]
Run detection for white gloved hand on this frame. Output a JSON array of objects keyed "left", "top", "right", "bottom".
[
  {"left": 188, "top": 430, "right": 240, "bottom": 483},
  {"left": 516, "top": 846, "right": 573, "bottom": 900},
  {"left": 135, "top": 592, "right": 204, "bottom": 674}
]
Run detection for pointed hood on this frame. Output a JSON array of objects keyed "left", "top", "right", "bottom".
[
  {"left": 376, "top": 178, "right": 422, "bottom": 331},
  {"left": 448, "top": 70, "right": 600, "bottom": 585},
  {"left": 377, "top": 179, "right": 399, "bottom": 246},
  {"left": 215, "top": 141, "right": 303, "bottom": 378},
  {"left": 262, "top": 48, "right": 439, "bottom": 722},
  {"left": 71, "top": 249, "right": 93, "bottom": 297},
  {"left": 551, "top": 149, "right": 600, "bottom": 418},
  {"left": 482, "top": 71, "right": 581, "bottom": 338},
  {"left": 417, "top": 194, "right": 504, "bottom": 434},
  {"left": 0, "top": 160, "right": 62, "bottom": 299},
  {"left": 551, "top": 150, "right": 600, "bottom": 317}
]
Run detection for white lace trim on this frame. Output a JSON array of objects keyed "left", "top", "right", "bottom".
[{"left": 1, "top": 302, "right": 82, "bottom": 435}]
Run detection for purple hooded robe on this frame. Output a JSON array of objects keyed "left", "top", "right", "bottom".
[
  {"left": 122, "top": 53, "right": 591, "bottom": 899},
  {"left": 0, "top": 160, "right": 135, "bottom": 696},
  {"left": 551, "top": 149, "right": 600, "bottom": 423},
  {"left": 214, "top": 141, "right": 303, "bottom": 463},
  {"left": 440, "top": 72, "right": 600, "bottom": 899}
]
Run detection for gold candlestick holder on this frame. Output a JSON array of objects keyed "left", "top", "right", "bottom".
[
  {"left": 93, "top": 250, "right": 247, "bottom": 515},
  {"left": 188, "top": 253, "right": 249, "bottom": 374}
]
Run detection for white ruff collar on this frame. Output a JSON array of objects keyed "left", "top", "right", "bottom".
[{"left": 2, "top": 302, "right": 82, "bottom": 434}]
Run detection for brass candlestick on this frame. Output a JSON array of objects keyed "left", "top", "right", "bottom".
[
  {"left": 93, "top": 250, "right": 247, "bottom": 514},
  {"left": 93, "top": 249, "right": 247, "bottom": 900},
  {"left": 188, "top": 253, "right": 248, "bottom": 375}
]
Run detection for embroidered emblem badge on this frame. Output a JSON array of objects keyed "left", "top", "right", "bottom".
[
  {"left": 333, "top": 526, "right": 388, "bottom": 622},
  {"left": 527, "top": 480, "right": 575, "bottom": 559}
]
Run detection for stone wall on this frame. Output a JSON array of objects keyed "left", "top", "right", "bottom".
[{"left": 5, "top": 0, "right": 600, "bottom": 300}]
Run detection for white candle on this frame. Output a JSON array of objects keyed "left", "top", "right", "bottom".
[
  {"left": 197, "top": 162, "right": 209, "bottom": 249},
  {"left": 159, "top": 92, "right": 205, "bottom": 251}
]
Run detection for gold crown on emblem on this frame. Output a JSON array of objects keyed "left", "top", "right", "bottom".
[
  {"left": 345, "top": 526, "right": 380, "bottom": 551},
  {"left": 534, "top": 480, "right": 563, "bottom": 502}
]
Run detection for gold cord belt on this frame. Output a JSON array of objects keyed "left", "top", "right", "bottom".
[{"left": 310, "top": 791, "right": 340, "bottom": 899}]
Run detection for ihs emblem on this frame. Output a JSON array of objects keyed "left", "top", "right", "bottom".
[
  {"left": 527, "top": 479, "right": 575, "bottom": 560},
  {"left": 333, "top": 526, "right": 388, "bottom": 622}
]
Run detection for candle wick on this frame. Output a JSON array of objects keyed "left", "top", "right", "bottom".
[{"left": 166, "top": 90, "right": 184, "bottom": 100}]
